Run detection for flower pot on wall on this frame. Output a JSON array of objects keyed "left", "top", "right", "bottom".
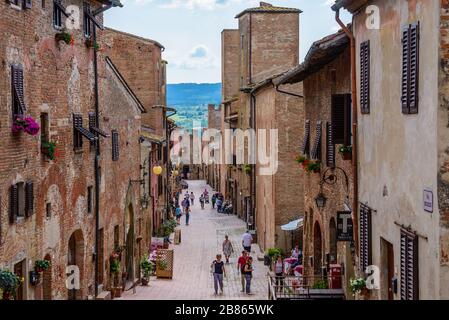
[{"left": 342, "top": 152, "right": 352, "bottom": 161}]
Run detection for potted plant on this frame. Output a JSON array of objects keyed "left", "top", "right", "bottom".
[
  {"left": 140, "top": 255, "right": 154, "bottom": 286},
  {"left": 339, "top": 145, "right": 352, "bottom": 160},
  {"left": 85, "top": 38, "right": 100, "bottom": 51},
  {"left": 0, "top": 270, "right": 21, "bottom": 300},
  {"left": 350, "top": 277, "right": 368, "bottom": 296},
  {"left": 41, "top": 141, "right": 57, "bottom": 160},
  {"left": 35, "top": 260, "right": 51, "bottom": 273},
  {"left": 243, "top": 164, "right": 252, "bottom": 175},
  {"left": 312, "top": 279, "right": 329, "bottom": 289},
  {"left": 109, "top": 252, "right": 122, "bottom": 298},
  {"left": 295, "top": 155, "right": 306, "bottom": 165},
  {"left": 12, "top": 116, "right": 40, "bottom": 136},
  {"left": 157, "top": 260, "right": 168, "bottom": 271},
  {"left": 55, "top": 31, "right": 74, "bottom": 45},
  {"left": 265, "top": 248, "right": 283, "bottom": 270}
]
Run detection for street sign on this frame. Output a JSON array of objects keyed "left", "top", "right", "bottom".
[
  {"left": 337, "top": 211, "right": 353, "bottom": 241},
  {"left": 423, "top": 189, "right": 433, "bottom": 213}
]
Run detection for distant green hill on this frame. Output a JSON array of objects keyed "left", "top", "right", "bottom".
[
  {"left": 167, "top": 83, "right": 221, "bottom": 106},
  {"left": 167, "top": 83, "right": 221, "bottom": 129}
]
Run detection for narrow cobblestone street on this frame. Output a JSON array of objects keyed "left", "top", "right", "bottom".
[{"left": 119, "top": 180, "right": 269, "bottom": 300}]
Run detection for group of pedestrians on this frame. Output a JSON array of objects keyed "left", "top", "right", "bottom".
[
  {"left": 210, "top": 230, "right": 255, "bottom": 296},
  {"left": 176, "top": 191, "right": 196, "bottom": 226}
]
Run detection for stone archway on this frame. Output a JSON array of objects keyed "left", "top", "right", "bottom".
[
  {"left": 68, "top": 229, "right": 84, "bottom": 300},
  {"left": 42, "top": 254, "right": 52, "bottom": 300},
  {"left": 313, "top": 222, "right": 322, "bottom": 276},
  {"left": 329, "top": 218, "right": 337, "bottom": 264}
]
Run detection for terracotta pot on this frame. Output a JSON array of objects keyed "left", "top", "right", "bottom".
[
  {"left": 342, "top": 152, "right": 352, "bottom": 161},
  {"left": 2, "top": 291, "right": 12, "bottom": 300},
  {"left": 360, "top": 287, "right": 369, "bottom": 296},
  {"left": 113, "top": 287, "right": 122, "bottom": 298},
  {"left": 141, "top": 278, "right": 149, "bottom": 286}
]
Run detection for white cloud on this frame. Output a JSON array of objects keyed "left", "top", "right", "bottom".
[
  {"left": 167, "top": 44, "right": 217, "bottom": 71},
  {"left": 159, "top": 0, "right": 252, "bottom": 10}
]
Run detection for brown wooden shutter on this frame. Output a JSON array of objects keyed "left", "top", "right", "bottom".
[
  {"left": 331, "top": 95, "right": 345, "bottom": 144},
  {"left": 9, "top": 185, "right": 18, "bottom": 224},
  {"left": 301, "top": 120, "right": 311, "bottom": 156},
  {"left": 11, "top": 65, "right": 26, "bottom": 115},
  {"left": 73, "top": 114, "right": 83, "bottom": 149},
  {"left": 24, "top": 0, "right": 32, "bottom": 9},
  {"left": 112, "top": 130, "right": 119, "bottom": 161},
  {"left": 400, "top": 229, "right": 419, "bottom": 300},
  {"left": 408, "top": 22, "right": 419, "bottom": 114},
  {"left": 344, "top": 94, "right": 352, "bottom": 146},
  {"left": 401, "top": 25, "right": 410, "bottom": 113},
  {"left": 25, "top": 181, "right": 34, "bottom": 217},
  {"left": 360, "top": 204, "right": 372, "bottom": 272},
  {"left": 310, "top": 121, "right": 322, "bottom": 160},
  {"left": 326, "top": 122, "right": 335, "bottom": 168},
  {"left": 360, "top": 41, "right": 370, "bottom": 114}
]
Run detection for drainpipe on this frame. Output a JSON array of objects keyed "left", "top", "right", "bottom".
[
  {"left": 249, "top": 92, "right": 256, "bottom": 232},
  {"left": 334, "top": 9, "right": 359, "bottom": 257},
  {"left": 275, "top": 84, "right": 304, "bottom": 98}
]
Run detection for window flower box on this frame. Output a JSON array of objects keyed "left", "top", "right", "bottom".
[
  {"left": 304, "top": 161, "right": 321, "bottom": 173},
  {"left": 12, "top": 116, "right": 40, "bottom": 136},
  {"left": 85, "top": 38, "right": 100, "bottom": 51},
  {"left": 41, "top": 141, "right": 57, "bottom": 161},
  {"left": 55, "top": 32, "right": 74, "bottom": 45}
]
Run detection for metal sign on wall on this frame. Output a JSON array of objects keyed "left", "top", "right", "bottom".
[
  {"left": 337, "top": 211, "right": 353, "bottom": 241},
  {"left": 423, "top": 189, "right": 433, "bottom": 213}
]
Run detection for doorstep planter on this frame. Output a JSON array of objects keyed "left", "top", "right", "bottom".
[
  {"left": 350, "top": 278, "right": 368, "bottom": 296},
  {"left": 339, "top": 145, "right": 352, "bottom": 161},
  {"left": 0, "top": 270, "right": 21, "bottom": 300},
  {"left": 12, "top": 116, "right": 40, "bottom": 136}
]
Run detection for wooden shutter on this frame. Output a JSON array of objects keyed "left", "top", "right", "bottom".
[
  {"left": 400, "top": 229, "right": 419, "bottom": 300},
  {"left": 401, "top": 25, "right": 410, "bottom": 113},
  {"left": 112, "top": 130, "right": 119, "bottom": 161},
  {"left": 12, "top": 65, "right": 25, "bottom": 115},
  {"left": 344, "top": 94, "right": 352, "bottom": 146},
  {"left": 25, "top": 181, "right": 34, "bottom": 217},
  {"left": 326, "top": 122, "right": 335, "bottom": 168},
  {"left": 359, "top": 204, "right": 372, "bottom": 272},
  {"left": 310, "top": 121, "right": 322, "bottom": 160},
  {"left": 301, "top": 120, "right": 310, "bottom": 156},
  {"left": 73, "top": 114, "right": 83, "bottom": 149},
  {"left": 331, "top": 95, "right": 345, "bottom": 144},
  {"left": 24, "top": 0, "right": 32, "bottom": 9},
  {"left": 408, "top": 22, "right": 420, "bottom": 114},
  {"left": 360, "top": 41, "right": 370, "bottom": 114},
  {"left": 9, "top": 185, "right": 18, "bottom": 224}
]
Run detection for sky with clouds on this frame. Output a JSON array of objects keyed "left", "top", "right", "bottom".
[{"left": 105, "top": 0, "right": 351, "bottom": 84}]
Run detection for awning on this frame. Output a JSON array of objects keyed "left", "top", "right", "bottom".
[{"left": 281, "top": 218, "right": 303, "bottom": 231}]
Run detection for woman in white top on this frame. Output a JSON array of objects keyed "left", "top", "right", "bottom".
[{"left": 273, "top": 255, "right": 285, "bottom": 293}]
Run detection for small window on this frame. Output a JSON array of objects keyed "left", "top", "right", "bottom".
[
  {"left": 53, "top": 0, "right": 63, "bottom": 28},
  {"left": 87, "top": 186, "right": 93, "bottom": 214},
  {"left": 331, "top": 94, "right": 352, "bottom": 146},
  {"left": 41, "top": 0, "right": 45, "bottom": 8},
  {"left": 73, "top": 114, "right": 97, "bottom": 151},
  {"left": 83, "top": 2, "right": 92, "bottom": 38},
  {"left": 40, "top": 112, "right": 49, "bottom": 147},
  {"left": 114, "top": 225, "right": 120, "bottom": 250},
  {"left": 46, "top": 202, "right": 51, "bottom": 219}
]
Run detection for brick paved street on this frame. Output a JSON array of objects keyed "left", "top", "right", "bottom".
[{"left": 119, "top": 180, "right": 269, "bottom": 300}]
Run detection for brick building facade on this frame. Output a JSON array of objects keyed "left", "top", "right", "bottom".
[{"left": 0, "top": 0, "right": 165, "bottom": 300}]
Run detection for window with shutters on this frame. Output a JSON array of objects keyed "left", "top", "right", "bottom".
[
  {"left": 9, "top": 181, "right": 34, "bottom": 223},
  {"left": 400, "top": 229, "right": 419, "bottom": 300},
  {"left": 11, "top": 65, "right": 26, "bottom": 118},
  {"left": 310, "top": 121, "right": 322, "bottom": 160},
  {"left": 301, "top": 120, "right": 311, "bottom": 157},
  {"left": 326, "top": 122, "right": 335, "bottom": 168},
  {"left": 89, "top": 112, "right": 109, "bottom": 150},
  {"left": 83, "top": 2, "right": 92, "bottom": 38},
  {"left": 331, "top": 94, "right": 352, "bottom": 146},
  {"left": 112, "top": 130, "right": 119, "bottom": 161},
  {"left": 360, "top": 40, "right": 370, "bottom": 114},
  {"left": 360, "top": 204, "right": 372, "bottom": 273},
  {"left": 73, "top": 114, "right": 96, "bottom": 151},
  {"left": 24, "top": 0, "right": 32, "bottom": 9},
  {"left": 401, "top": 22, "right": 420, "bottom": 114}
]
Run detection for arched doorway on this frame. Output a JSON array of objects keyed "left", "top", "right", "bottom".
[
  {"left": 68, "top": 230, "right": 84, "bottom": 300},
  {"left": 329, "top": 218, "right": 337, "bottom": 264},
  {"left": 42, "top": 254, "right": 52, "bottom": 300},
  {"left": 125, "top": 203, "right": 135, "bottom": 286},
  {"left": 313, "top": 222, "right": 322, "bottom": 276}
]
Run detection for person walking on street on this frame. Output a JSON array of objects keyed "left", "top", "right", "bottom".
[
  {"left": 222, "top": 235, "right": 234, "bottom": 263},
  {"left": 175, "top": 205, "right": 182, "bottom": 225},
  {"left": 242, "top": 230, "right": 253, "bottom": 253},
  {"left": 216, "top": 198, "right": 223, "bottom": 213},
  {"left": 211, "top": 254, "right": 226, "bottom": 295},
  {"left": 199, "top": 194, "right": 205, "bottom": 209},
  {"left": 243, "top": 257, "right": 254, "bottom": 295},
  {"left": 237, "top": 251, "right": 248, "bottom": 292},
  {"left": 185, "top": 206, "right": 191, "bottom": 226},
  {"left": 211, "top": 193, "right": 217, "bottom": 209},
  {"left": 190, "top": 192, "right": 195, "bottom": 205},
  {"left": 273, "top": 255, "right": 285, "bottom": 293}
]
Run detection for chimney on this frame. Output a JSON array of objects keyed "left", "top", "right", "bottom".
[{"left": 260, "top": 2, "right": 272, "bottom": 7}]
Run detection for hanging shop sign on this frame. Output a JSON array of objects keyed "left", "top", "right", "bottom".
[{"left": 337, "top": 211, "right": 353, "bottom": 241}]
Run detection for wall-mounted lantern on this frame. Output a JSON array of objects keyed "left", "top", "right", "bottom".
[
  {"left": 315, "top": 193, "right": 327, "bottom": 208},
  {"left": 152, "top": 165, "right": 163, "bottom": 175}
]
